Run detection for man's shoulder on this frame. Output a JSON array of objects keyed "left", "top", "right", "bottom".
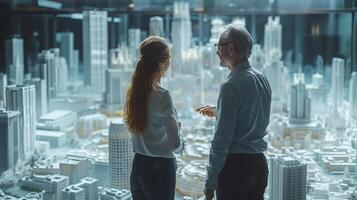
[
  {"left": 251, "top": 67, "right": 267, "bottom": 78},
  {"left": 220, "top": 81, "right": 240, "bottom": 96}
]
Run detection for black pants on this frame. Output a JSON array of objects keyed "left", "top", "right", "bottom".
[
  {"left": 130, "top": 153, "right": 176, "bottom": 200},
  {"left": 217, "top": 153, "right": 268, "bottom": 200}
]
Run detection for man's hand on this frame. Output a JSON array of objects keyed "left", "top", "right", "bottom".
[
  {"left": 196, "top": 105, "right": 216, "bottom": 117},
  {"left": 204, "top": 188, "right": 214, "bottom": 200}
]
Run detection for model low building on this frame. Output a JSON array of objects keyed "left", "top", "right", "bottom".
[
  {"left": 269, "top": 115, "right": 325, "bottom": 150},
  {"left": 100, "top": 188, "right": 131, "bottom": 200},
  {"left": 18, "top": 192, "right": 42, "bottom": 200},
  {"left": 21, "top": 175, "right": 48, "bottom": 191},
  {"left": 75, "top": 177, "right": 98, "bottom": 200},
  {"left": 62, "top": 185, "right": 85, "bottom": 200},
  {"left": 32, "top": 162, "right": 59, "bottom": 175},
  {"left": 311, "top": 183, "right": 329, "bottom": 199},
  {"left": 36, "top": 140, "right": 50, "bottom": 154},
  {"left": 59, "top": 158, "right": 91, "bottom": 185},
  {"left": 176, "top": 160, "right": 207, "bottom": 198},
  {"left": 38, "top": 110, "right": 77, "bottom": 131},
  {"left": 36, "top": 129, "right": 66, "bottom": 148},
  {"left": 182, "top": 142, "right": 210, "bottom": 161},
  {"left": 314, "top": 147, "right": 355, "bottom": 174},
  {"left": 43, "top": 175, "right": 69, "bottom": 200},
  {"left": 0, "top": 189, "right": 17, "bottom": 200},
  {"left": 49, "top": 97, "right": 88, "bottom": 113}
]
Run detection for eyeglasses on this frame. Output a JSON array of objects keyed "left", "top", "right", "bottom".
[{"left": 214, "top": 42, "right": 233, "bottom": 53}]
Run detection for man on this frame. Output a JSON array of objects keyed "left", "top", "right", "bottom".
[{"left": 197, "top": 25, "right": 272, "bottom": 200}]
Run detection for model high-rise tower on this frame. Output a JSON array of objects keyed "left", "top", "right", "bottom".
[
  {"left": 109, "top": 119, "right": 134, "bottom": 190},
  {"left": 38, "top": 49, "right": 67, "bottom": 100},
  {"left": 290, "top": 74, "right": 311, "bottom": 124},
  {"left": 209, "top": 18, "right": 225, "bottom": 44},
  {"left": 58, "top": 32, "right": 78, "bottom": 82},
  {"left": 5, "top": 37, "right": 24, "bottom": 85},
  {"left": 83, "top": 10, "right": 108, "bottom": 92},
  {"left": 350, "top": 72, "right": 357, "bottom": 119},
  {"left": 265, "top": 59, "right": 284, "bottom": 101},
  {"left": 0, "top": 73, "right": 7, "bottom": 108},
  {"left": 264, "top": 16, "right": 282, "bottom": 63},
  {"left": 171, "top": 1, "right": 192, "bottom": 74},
  {"left": 231, "top": 17, "right": 246, "bottom": 28},
  {"left": 149, "top": 16, "right": 164, "bottom": 37},
  {"left": 0, "top": 109, "right": 20, "bottom": 173},
  {"left": 24, "top": 77, "right": 48, "bottom": 117},
  {"left": 269, "top": 155, "right": 307, "bottom": 200},
  {"left": 331, "top": 57, "right": 345, "bottom": 112},
  {"left": 6, "top": 84, "right": 36, "bottom": 160}
]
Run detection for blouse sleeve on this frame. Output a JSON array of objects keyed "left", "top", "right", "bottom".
[{"left": 161, "top": 90, "right": 185, "bottom": 153}]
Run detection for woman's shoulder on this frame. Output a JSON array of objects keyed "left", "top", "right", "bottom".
[
  {"left": 152, "top": 84, "right": 170, "bottom": 97},
  {"left": 150, "top": 85, "right": 171, "bottom": 104}
]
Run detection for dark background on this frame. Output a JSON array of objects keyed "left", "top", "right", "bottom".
[{"left": 0, "top": 0, "right": 356, "bottom": 74}]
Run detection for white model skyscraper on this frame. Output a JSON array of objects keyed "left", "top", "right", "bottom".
[
  {"left": 264, "top": 16, "right": 282, "bottom": 63},
  {"left": 171, "top": 1, "right": 192, "bottom": 73},
  {"left": 0, "top": 73, "right": 7, "bottom": 108},
  {"left": 58, "top": 32, "right": 77, "bottom": 82},
  {"left": 350, "top": 72, "right": 357, "bottom": 119},
  {"left": 5, "top": 37, "right": 24, "bottom": 85},
  {"left": 109, "top": 119, "right": 134, "bottom": 190},
  {"left": 308, "top": 73, "right": 328, "bottom": 114},
  {"left": 209, "top": 18, "right": 225, "bottom": 44},
  {"left": 103, "top": 49, "right": 124, "bottom": 112},
  {"left": 57, "top": 57, "right": 69, "bottom": 93},
  {"left": 104, "top": 69, "right": 121, "bottom": 106},
  {"left": 265, "top": 59, "right": 284, "bottom": 101},
  {"left": 269, "top": 155, "right": 307, "bottom": 200},
  {"left": 149, "top": 16, "right": 164, "bottom": 37},
  {"left": 290, "top": 74, "right": 311, "bottom": 124},
  {"left": 250, "top": 44, "right": 265, "bottom": 71},
  {"left": 128, "top": 28, "right": 141, "bottom": 59},
  {"left": 0, "top": 109, "right": 20, "bottom": 173},
  {"left": 83, "top": 10, "right": 108, "bottom": 92},
  {"left": 128, "top": 28, "right": 141, "bottom": 49},
  {"left": 331, "top": 57, "right": 345, "bottom": 112},
  {"left": 38, "top": 49, "right": 68, "bottom": 100},
  {"left": 107, "top": 47, "right": 134, "bottom": 104},
  {"left": 6, "top": 84, "right": 36, "bottom": 160},
  {"left": 24, "top": 77, "right": 48, "bottom": 117},
  {"left": 231, "top": 17, "right": 246, "bottom": 28}
]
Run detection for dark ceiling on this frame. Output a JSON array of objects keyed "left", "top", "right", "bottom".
[{"left": 0, "top": 0, "right": 354, "bottom": 14}]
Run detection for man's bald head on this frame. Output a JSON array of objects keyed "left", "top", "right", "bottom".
[{"left": 219, "top": 25, "right": 254, "bottom": 59}]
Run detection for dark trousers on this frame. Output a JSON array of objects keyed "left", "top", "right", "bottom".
[
  {"left": 130, "top": 153, "right": 176, "bottom": 200},
  {"left": 217, "top": 153, "right": 268, "bottom": 200}
]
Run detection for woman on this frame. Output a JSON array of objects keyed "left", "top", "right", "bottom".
[{"left": 124, "top": 36, "right": 184, "bottom": 200}]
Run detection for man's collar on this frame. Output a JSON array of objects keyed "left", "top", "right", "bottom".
[{"left": 228, "top": 61, "right": 251, "bottom": 78}]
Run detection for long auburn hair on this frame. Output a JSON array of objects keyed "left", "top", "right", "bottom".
[{"left": 124, "top": 36, "right": 171, "bottom": 134}]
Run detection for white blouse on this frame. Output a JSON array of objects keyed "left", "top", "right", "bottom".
[{"left": 131, "top": 83, "right": 184, "bottom": 158}]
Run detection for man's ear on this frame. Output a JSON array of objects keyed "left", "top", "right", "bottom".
[
  {"left": 229, "top": 44, "right": 235, "bottom": 52},
  {"left": 229, "top": 44, "right": 235, "bottom": 57}
]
